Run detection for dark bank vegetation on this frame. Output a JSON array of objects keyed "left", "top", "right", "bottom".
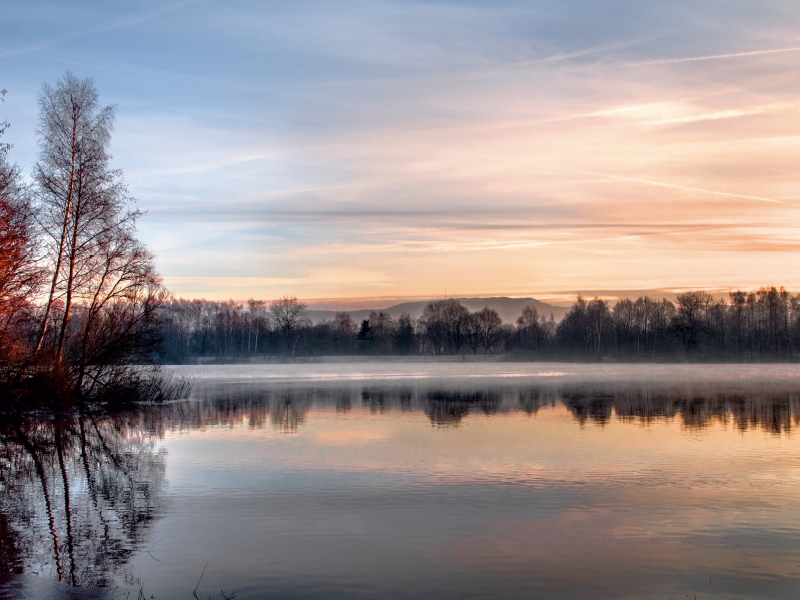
[
  {"left": 159, "top": 287, "right": 800, "bottom": 362},
  {"left": 0, "top": 75, "right": 186, "bottom": 407}
]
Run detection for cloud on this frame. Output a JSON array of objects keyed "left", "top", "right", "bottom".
[
  {"left": 0, "top": 1, "right": 203, "bottom": 60},
  {"left": 5, "top": 1, "right": 800, "bottom": 298}
]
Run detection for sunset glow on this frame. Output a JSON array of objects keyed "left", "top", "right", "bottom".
[{"left": 3, "top": 2, "right": 800, "bottom": 301}]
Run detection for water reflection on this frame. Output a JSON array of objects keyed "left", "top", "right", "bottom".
[
  {"left": 559, "top": 384, "right": 800, "bottom": 433},
  {"left": 0, "top": 409, "right": 166, "bottom": 588},
  {"left": 187, "top": 377, "right": 800, "bottom": 434},
  {"left": 3, "top": 365, "right": 800, "bottom": 596}
]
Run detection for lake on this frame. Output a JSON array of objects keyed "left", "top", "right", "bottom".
[{"left": 2, "top": 363, "right": 800, "bottom": 599}]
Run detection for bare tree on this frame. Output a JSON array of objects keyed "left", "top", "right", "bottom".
[
  {"left": 442, "top": 300, "right": 470, "bottom": 353},
  {"left": 270, "top": 296, "right": 308, "bottom": 354},
  {"left": 0, "top": 174, "right": 37, "bottom": 327},
  {"left": 516, "top": 305, "right": 553, "bottom": 351},
  {"left": 476, "top": 306, "right": 503, "bottom": 354},
  {"left": 420, "top": 301, "right": 448, "bottom": 354},
  {"left": 33, "top": 72, "right": 134, "bottom": 369},
  {"left": 0, "top": 89, "right": 9, "bottom": 155},
  {"left": 0, "top": 93, "right": 41, "bottom": 362},
  {"left": 556, "top": 296, "right": 611, "bottom": 358},
  {"left": 420, "top": 299, "right": 470, "bottom": 354},
  {"left": 465, "top": 313, "right": 482, "bottom": 354},
  {"left": 675, "top": 291, "right": 714, "bottom": 354},
  {"left": 15, "top": 73, "right": 178, "bottom": 403},
  {"left": 334, "top": 312, "right": 356, "bottom": 336},
  {"left": 586, "top": 298, "right": 610, "bottom": 357},
  {"left": 247, "top": 299, "right": 267, "bottom": 355},
  {"left": 71, "top": 233, "right": 162, "bottom": 395},
  {"left": 368, "top": 311, "right": 396, "bottom": 354},
  {"left": 394, "top": 313, "right": 415, "bottom": 354}
]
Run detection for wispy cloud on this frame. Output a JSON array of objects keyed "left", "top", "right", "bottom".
[
  {"left": 5, "top": 1, "right": 800, "bottom": 299},
  {"left": 0, "top": 1, "right": 202, "bottom": 59},
  {"left": 637, "top": 103, "right": 797, "bottom": 126},
  {"left": 560, "top": 169, "right": 793, "bottom": 206}
]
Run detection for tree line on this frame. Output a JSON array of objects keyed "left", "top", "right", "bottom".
[
  {"left": 157, "top": 287, "right": 800, "bottom": 362},
  {"left": 0, "top": 74, "right": 179, "bottom": 405}
]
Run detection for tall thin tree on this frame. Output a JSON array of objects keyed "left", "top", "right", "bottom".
[{"left": 33, "top": 73, "right": 133, "bottom": 367}]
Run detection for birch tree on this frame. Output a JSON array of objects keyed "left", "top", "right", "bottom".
[
  {"left": 31, "top": 73, "right": 166, "bottom": 399},
  {"left": 33, "top": 72, "right": 132, "bottom": 366}
]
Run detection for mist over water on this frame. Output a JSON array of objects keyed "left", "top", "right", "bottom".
[{"left": 3, "top": 364, "right": 800, "bottom": 599}]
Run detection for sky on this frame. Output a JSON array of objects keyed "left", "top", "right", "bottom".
[{"left": 2, "top": 1, "right": 800, "bottom": 306}]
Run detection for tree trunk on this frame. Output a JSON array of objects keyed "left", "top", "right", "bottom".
[{"left": 35, "top": 119, "right": 79, "bottom": 354}]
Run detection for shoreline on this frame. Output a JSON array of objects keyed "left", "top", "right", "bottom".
[{"left": 162, "top": 354, "right": 800, "bottom": 365}]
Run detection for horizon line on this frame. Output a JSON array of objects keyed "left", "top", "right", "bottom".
[{"left": 164, "top": 286, "right": 787, "bottom": 310}]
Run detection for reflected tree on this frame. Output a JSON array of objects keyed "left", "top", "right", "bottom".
[
  {"left": 0, "top": 408, "right": 167, "bottom": 586},
  {"left": 424, "top": 389, "right": 502, "bottom": 427}
]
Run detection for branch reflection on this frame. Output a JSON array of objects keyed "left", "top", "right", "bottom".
[{"left": 0, "top": 409, "right": 166, "bottom": 587}]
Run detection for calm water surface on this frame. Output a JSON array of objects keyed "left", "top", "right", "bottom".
[{"left": 3, "top": 363, "right": 800, "bottom": 599}]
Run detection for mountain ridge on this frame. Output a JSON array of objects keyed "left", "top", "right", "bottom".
[{"left": 306, "top": 297, "right": 567, "bottom": 325}]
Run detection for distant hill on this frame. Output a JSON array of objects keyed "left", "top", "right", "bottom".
[{"left": 306, "top": 297, "right": 567, "bottom": 325}]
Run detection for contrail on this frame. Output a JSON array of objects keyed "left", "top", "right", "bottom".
[
  {"left": 536, "top": 46, "right": 800, "bottom": 78},
  {"left": 638, "top": 46, "right": 800, "bottom": 66},
  {"left": 561, "top": 169, "right": 792, "bottom": 206}
]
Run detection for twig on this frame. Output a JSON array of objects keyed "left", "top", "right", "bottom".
[
  {"left": 193, "top": 563, "right": 208, "bottom": 599},
  {"left": 220, "top": 589, "right": 238, "bottom": 600},
  {"left": 147, "top": 536, "right": 167, "bottom": 563}
]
